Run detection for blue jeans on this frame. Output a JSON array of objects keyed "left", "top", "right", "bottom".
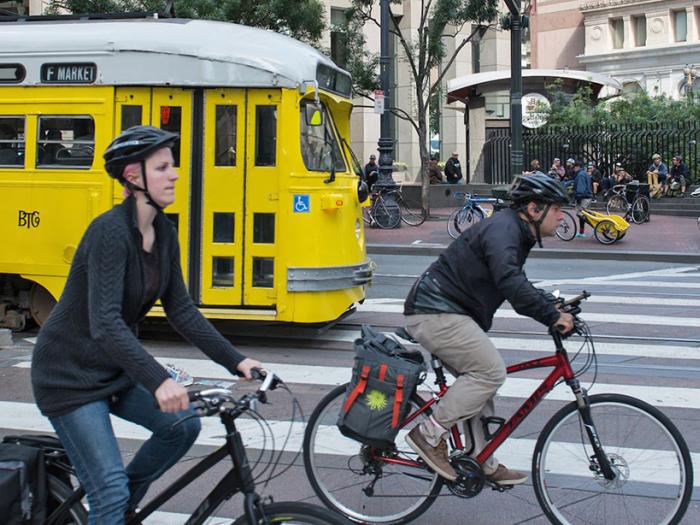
[{"left": 49, "top": 384, "right": 200, "bottom": 525}]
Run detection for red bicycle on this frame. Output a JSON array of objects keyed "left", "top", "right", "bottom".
[{"left": 303, "top": 292, "right": 693, "bottom": 525}]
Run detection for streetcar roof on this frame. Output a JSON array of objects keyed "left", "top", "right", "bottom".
[{"left": 0, "top": 18, "right": 351, "bottom": 95}]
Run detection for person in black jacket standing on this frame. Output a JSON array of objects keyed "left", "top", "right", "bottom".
[
  {"left": 31, "top": 126, "right": 262, "bottom": 523},
  {"left": 444, "top": 151, "right": 464, "bottom": 184},
  {"left": 403, "top": 174, "right": 574, "bottom": 485}
]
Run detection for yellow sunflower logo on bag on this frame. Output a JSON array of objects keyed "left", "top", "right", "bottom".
[{"left": 366, "top": 389, "right": 388, "bottom": 411}]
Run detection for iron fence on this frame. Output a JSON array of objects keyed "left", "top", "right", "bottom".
[{"left": 484, "top": 122, "right": 700, "bottom": 185}]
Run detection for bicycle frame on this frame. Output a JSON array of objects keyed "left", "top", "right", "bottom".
[
  {"left": 374, "top": 331, "right": 616, "bottom": 480},
  {"left": 129, "top": 411, "right": 260, "bottom": 525}
]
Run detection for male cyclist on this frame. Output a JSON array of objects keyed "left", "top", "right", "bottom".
[{"left": 403, "top": 173, "right": 574, "bottom": 485}]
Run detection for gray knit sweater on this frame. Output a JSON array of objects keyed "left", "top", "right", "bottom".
[{"left": 31, "top": 197, "right": 245, "bottom": 417}]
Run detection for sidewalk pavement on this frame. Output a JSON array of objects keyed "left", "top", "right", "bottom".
[{"left": 365, "top": 207, "right": 700, "bottom": 263}]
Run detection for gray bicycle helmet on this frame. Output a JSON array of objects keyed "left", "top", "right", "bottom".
[
  {"left": 507, "top": 173, "right": 569, "bottom": 206},
  {"left": 103, "top": 126, "right": 179, "bottom": 211}
]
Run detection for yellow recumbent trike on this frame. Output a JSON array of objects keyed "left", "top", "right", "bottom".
[{"left": 556, "top": 208, "right": 630, "bottom": 245}]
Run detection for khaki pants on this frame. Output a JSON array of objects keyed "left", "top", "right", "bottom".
[
  {"left": 405, "top": 313, "right": 505, "bottom": 473},
  {"left": 647, "top": 171, "right": 659, "bottom": 195}
]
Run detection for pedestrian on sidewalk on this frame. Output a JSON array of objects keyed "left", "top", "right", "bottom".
[
  {"left": 573, "top": 160, "right": 593, "bottom": 238},
  {"left": 548, "top": 157, "right": 565, "bottom": 180},
  {"left": 525, "top": 159, "right": 545, "bottom": 177},
  {"left": 669, "top": 155, "right": 688, "bottom": 197},
  {"left": 429, "top": 158, "right": 444, "bottom": 184},
  {"left": 363, "top": 154, "right": 379, "bottom": 189},
  {"left": 647, "top": 153, "right": 668, "bottom": 199},
  {"left": 587, "top": 162, "right": 602, "bottom": 201},
  {"left": 445, "top": 151, "right": 463, "bottom": 184}
]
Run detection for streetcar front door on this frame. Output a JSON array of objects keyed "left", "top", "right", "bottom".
[{"left": 199, "top": 88, "right": 280, "bottom": 310}]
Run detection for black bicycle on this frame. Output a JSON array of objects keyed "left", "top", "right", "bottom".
[
  {"left": 7, "top": 372, "right": 350, "bottom": 525},
  {"left": 363, "top": 186, "right": 427, "bottom": 228}
]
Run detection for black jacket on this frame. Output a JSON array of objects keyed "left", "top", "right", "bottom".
[
  {"left": 32, "top": 197, "right": 245, "bottom": 417},
  {"left": 404, "top": 208, "right": 560, "bottom": 332},
  {"left": 444, "top": 157, "right": 463, "bottom": 183}
]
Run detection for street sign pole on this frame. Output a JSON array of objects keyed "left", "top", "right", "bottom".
[{"left": 505, "top": 0, "right": 523, "bottom": 179}]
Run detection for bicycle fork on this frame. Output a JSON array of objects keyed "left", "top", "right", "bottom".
[{"left": 569, "top": 379, "right": 616, "bottom": 481}]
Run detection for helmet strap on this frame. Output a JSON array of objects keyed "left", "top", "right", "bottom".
[
  {"left": 519, "top": 202, "right": 551, "bottom": 248},
  {"left": 123, "top": 161, "right": 163, "bottom": 213}
]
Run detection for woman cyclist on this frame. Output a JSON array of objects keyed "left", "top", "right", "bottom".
[{"left": 31, "top": 126, "right": 262, "bottom": 523}]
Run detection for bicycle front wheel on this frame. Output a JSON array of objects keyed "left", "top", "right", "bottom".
[
  {"left": 631, "top": 196, "right": 650, "bottom": 224},
  {"left": 232, "top": 501, "right": 352, "bottom": 524},
  {"left": 555, "top": 210, "right": 577, "bottom": 241},
  {"left": 371, "top": 197, "right": 401, "bottom": 229},
  {"left": 606, "top": 194, "right": 627, "bottom": 217},
  {"left": 398, "top": 195, "right": 427, "bottom": 226},
  {"left": 303, "top": 384, "right": 442, "bottom": 525},
  {"left": 447, "top": 206, "right": 483, "bottom": 239},
  {"left": 533, "top": 394, "right": 693, "bottom": 525}
]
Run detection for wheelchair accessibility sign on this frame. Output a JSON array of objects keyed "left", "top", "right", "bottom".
[{"left": 293, "top": 194, "right": 310, "bottom": 213}]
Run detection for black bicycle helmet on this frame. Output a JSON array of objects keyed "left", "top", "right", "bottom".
[
  {"left": 103, "top": 126, "right": 179, "bottom": 211},
  {"left": 104, "top": 125, "right": 179, "bottom": 182},
  {"left": 507, "top": 173, "right": 569, "bottom": 206}
]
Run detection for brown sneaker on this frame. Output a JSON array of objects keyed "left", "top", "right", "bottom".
[
  {"left": 405, "top": 427, "right": 457, "bottom": 481},
  {"left": 487, "top": 464, "right": 528, "bottom": 486}
]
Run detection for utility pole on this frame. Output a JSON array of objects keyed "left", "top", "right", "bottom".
[{"left": 504, "top": 0, "right": 523, "bottom": 179}]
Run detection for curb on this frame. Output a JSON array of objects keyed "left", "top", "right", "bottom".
[{"left": 367, "top": 244, "right": 700, "bottom": 263}]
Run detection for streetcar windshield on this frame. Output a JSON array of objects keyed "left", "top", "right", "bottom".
[{"left": 300, "top": 100, "right": 346, "bottom": 173}]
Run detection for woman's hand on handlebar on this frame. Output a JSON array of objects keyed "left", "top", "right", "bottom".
[
  {"left": 236, "top": 357, "right": 264, "bottom": 380},
  {"left": 155, "top": 378, "right": 190, "bottom": 413},
  {"left": 555, "top": 312, "right": 575, "bottom": 334}
]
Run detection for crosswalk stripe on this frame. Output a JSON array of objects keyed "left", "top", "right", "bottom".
[
  {"left": 16, "top": 359, "right": 700, "bottom": 409},
  {"left": 357, "top": 301, "right": 700, "bottom": 327},
  {"left": 1, "top": 401, "right": 696, "bottom": 489}
]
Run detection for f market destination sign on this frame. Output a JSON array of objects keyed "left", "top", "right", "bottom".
[{"left": 41, "top": 63, "right": 97, "bottom": 84}]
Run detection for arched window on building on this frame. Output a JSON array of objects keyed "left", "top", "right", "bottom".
[{"left": 621, "top": 81, "right": 643, "bottom": 98}]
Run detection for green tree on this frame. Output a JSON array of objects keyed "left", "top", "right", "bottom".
[
  {"left": 345, "top": 0, "right": 499, "bottom": 212},
  {"left": 45, "top": 0, "right": 326, "bottom": 44}
]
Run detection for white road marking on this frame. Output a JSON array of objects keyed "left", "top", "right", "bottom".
[
  {"left": 356, "top": 301, "right": 700, "bottom": 327},
  {"left": 16, "top": 360, "right": 700, "bottom": 409},
  {"left": 0, "top": 401, "right": 696, "bottom": 488}
]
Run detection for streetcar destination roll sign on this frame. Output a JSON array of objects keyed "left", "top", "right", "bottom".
[{"left": 41, "top": 63, "right": 97, "bottom": 84}]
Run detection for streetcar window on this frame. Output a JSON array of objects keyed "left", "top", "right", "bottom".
[
  {"left": 159, "top": 106, "right": 181, "bottom": 167},
  {"left": 252, "top": 257, "right": 274, "bottom": 288},
  {"left": 0, "top": 117, "right": 25, "bottom": 168},
  {"left": 215, "top": 105, "right": 237, "bottom": 166},
  {"left": 0, "top": 64, "right": 25, "bottom": 84},
  {"left": 213, "top": 212, "right": 235, "bottom": 243},
  {"left": 212, "top": 257, "right": 234, "bottom": 287},
  {"left": 255, "top": 106, "right": 276, "bottom": 166},
  {"left": 253, "top": 213, "right": 275, "bottom": 244},
  {"left": 300, "top": 101, "right": 346, "bottom": 173},
  {"left": 121, "top": 106, "right": 143, "bottom": 131},
  {"left": 37, "top": 116, "right": 95, "bottom": 169}
]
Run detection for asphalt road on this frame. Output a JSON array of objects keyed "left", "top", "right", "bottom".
[{"left": 1, "top": 255, "right": 699, "bottom": 524}]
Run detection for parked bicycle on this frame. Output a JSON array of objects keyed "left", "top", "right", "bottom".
[
  {"left": 363, "top": 186, "right": 427, "bottom": 229},
  {"left": 606, "top": 182, "right": 651, "bottom": 224},
  {"left": 7, "top": 371, "right": 351, "bottom": 525},
  {"left": 447, "top": 192, "right": 501, "bottom": 239},
  {"left": 303, "top": 292, "right": 693, "bottom": 525}
]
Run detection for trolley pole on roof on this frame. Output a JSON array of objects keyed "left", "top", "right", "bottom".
[
  {"left": 505, "top": 0, "right": 523, "bottom": 179},
  {"left": 375, "top": 0, "right": 400, "bottom": 227}
]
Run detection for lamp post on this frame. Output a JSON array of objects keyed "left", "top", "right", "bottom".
[
  {"left": 504, "top": 0, "right": 523, "bottom": 179},
  {"left": 374, "top": 0, "right": 400, "bottom": 226},
  {"left": 683, "top": 64, "right": 697, "bottom": 98}
]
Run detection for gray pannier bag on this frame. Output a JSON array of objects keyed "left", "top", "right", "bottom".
[{"left": 337, "top": 325, "right": 426, "bottom": 449}]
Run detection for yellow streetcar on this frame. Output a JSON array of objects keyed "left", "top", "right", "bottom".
[{"left": 0, "top": 15, "right": 372, "bottom": 330}]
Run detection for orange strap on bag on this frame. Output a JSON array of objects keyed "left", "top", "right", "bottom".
[
  {"left": 343, "top": 365, "right": 371, "bottom": 413},
  {"left": 391, "top": 374, "right": 405, "bottom": 428},
  {"left": 378, "top": 363, "right": 388, "bottom": 381}
]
